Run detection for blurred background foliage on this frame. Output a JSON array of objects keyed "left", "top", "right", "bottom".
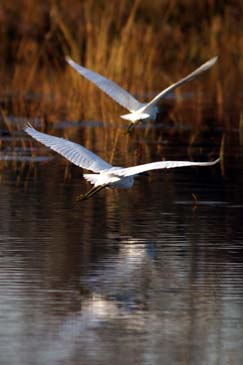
[{"left": 0, "top": 0, "right": 242, "bottom": 124}]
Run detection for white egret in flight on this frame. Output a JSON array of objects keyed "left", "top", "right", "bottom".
[
  {"left": 25, "top": 124, "right": 219, "bottom": 200},
  {"left": 66, "top": 56, "right": 218, "bottom": 132}
]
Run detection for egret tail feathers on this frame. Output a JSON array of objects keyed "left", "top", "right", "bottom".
[{"left": 83, "top": 174, "right": 100, "bottom": 186}]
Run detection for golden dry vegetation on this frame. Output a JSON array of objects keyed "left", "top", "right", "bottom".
[
  {"left": 0, "top": 0, "right": 242, "bottom": 175},
  {"left": 0, "top": 0, "right": 242, "bottom": 121}
]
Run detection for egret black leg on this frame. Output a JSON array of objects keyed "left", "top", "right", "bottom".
[
  {"left": 126, "top": 122, "right": 135, "bottom": 135},
  {"left": 126, "top": 120, "right": 141, "bottom": 134},
  {"left": 76, "top": 185, "right": 106, "bottom": 201}
]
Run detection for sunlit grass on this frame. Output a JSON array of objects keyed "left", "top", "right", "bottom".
[
  {"left": 0, "top": 0, "right": 242, "bottom": 121},
  {"left": 0, "top": 0, "right": 242, "bottom": 175}
]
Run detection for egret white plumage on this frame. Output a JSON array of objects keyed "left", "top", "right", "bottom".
[
  {"left": 24, "top": 124, "right": 219, "bottom": 200},
  {"left": 66, "top": 56, "right": 218, "bottom": 132}
]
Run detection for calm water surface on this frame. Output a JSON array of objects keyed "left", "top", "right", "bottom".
[{"left": 0, "top": 120, "right": 243, "bottom": 365}]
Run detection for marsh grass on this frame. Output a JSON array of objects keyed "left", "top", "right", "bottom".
[{"left": 0, "top": 0, "right": 242, "bottom": 171}]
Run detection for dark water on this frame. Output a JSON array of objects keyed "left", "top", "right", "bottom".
[{"left": 0, "top": 120, "right": 243, "bottom": 365}]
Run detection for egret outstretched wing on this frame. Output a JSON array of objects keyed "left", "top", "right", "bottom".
[
  {"left": 66, "top": 57, "right": 142, "bottom": 112},
  {"left": 112, "top": 158, "right": 220, "bottom": 177},
  {"left": 24, "top": 124, "right": 112, "bottom": 172},
  {"left": 143, "top": 57, "right": 218, "bottom": 112}
]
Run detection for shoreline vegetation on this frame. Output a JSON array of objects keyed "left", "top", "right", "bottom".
[{"left": 0, "top": 0, "right": 242, "bottom": 173}]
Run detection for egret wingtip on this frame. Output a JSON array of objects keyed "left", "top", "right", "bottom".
[
  {"left": 24, "top": 122, "right": 33, "bottom": 131},
  {"left": 212, "top": 157, "right": 220, "bottom": 165},
  {"left": 211, "top": 56, "right": 218, "bottom": 64},
  {"left": 65, "top": 55, "right": 73, "bottom": 64},
  {"left": 203, "top": 56, "right": 218, "bottom": 69}
]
